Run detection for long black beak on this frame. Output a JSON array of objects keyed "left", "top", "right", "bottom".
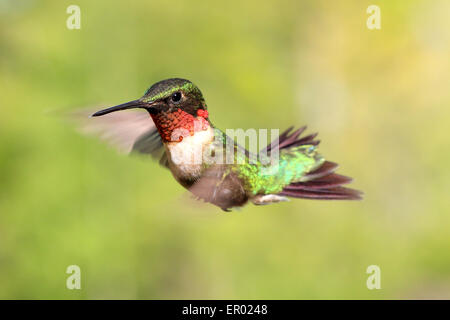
[{"left": 91, "top": 100, "right": 150, "bottom": 117}]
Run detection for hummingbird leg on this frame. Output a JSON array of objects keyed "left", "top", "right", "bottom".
[{"left": 251, "top": 194, "right": 290, "bottom": 206}]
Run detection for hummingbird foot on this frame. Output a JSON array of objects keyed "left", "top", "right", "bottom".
[{"left": 251, "top": 194, "right": 290, "bottom": 206}]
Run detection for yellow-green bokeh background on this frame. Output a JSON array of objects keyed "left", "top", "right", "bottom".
[{"left": 1, "top": 0, "right": 450, "bottom": 299}]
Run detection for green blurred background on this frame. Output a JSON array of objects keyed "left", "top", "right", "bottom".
[{"left": 1, "top": 0, "right": 450, "bottom": 299}]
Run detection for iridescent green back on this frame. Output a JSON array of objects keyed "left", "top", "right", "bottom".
[{"left": 204, "top": 128, "right": 325, "bottom": 196}]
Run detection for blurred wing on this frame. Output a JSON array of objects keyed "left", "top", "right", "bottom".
[
  {"left": 188, "top": 165, "right": 225, "bottom": 202},
  {"left": 130, "top": 126, "right": 165, "bottom": 160},
  {"left": 188, "top": 165, "right": 247, "bottom": 210},
  {"left": 70, "top": 107, "right": 165, "bottom": 163}
]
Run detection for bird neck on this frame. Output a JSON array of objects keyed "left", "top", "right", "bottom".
[{"left": 150, "top": 108, "right": 210, "bottom": 142}]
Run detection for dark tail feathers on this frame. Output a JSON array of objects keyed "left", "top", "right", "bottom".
[{"left": 269, "top": 127, "right": 363, "bottom": 200}]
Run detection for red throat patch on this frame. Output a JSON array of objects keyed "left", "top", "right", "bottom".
[{"left": 150, "top": 108, "right": 210, "bottom": 142}]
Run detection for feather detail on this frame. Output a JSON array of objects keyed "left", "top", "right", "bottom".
[
  {"left": 279, "top": 187, "right": 362, "bottom": 200},
  {"left": 279, "top": 161, "right": 363, "bottom": 200},
  {"left": 269, "top": 126, "right": 363, "bottom": 201}
]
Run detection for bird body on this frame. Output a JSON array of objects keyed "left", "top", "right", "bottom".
[
  {"left": 92, "top": 78, "right": 362, "bottom": 211},
  {"left": 165, "top": 126, "right": 215, "bottom": 183}
]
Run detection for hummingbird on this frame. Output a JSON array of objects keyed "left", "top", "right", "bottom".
[{"left": 91, "top": 78, "right": 362, "bottom": 211}]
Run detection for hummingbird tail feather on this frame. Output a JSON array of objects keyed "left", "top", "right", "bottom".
[
  {"left": 279, "top": 161, "right": 363, "bottom": 200},
  {"left": 268, "top": 126, "right": 363, "bottom": 200},
  {"left": 279, "top": 187, "right": 362, "bottom": 200}
]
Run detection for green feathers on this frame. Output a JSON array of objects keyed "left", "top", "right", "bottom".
[
  {"left": 234, "top": 145, "right": 325, "bottom": 195},
  {"left": 206, "top": 128, "right": 325, "bottom": 196}
]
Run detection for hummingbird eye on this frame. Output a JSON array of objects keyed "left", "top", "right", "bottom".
[{"left": 171, "top": 92, "right": 182, "bottom": 103}]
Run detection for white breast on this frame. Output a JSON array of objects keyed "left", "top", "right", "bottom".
[{"left": 165, "top": 128, "right": 215, "bottom": 181}]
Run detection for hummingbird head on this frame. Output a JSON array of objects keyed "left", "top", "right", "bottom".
[{"left": 92, "top": 78, "right": 210, "bottom": 142}]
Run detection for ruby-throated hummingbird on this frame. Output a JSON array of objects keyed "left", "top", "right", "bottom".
[{"left": 91, "top": 78, "right": 362, "bottom": 211}]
